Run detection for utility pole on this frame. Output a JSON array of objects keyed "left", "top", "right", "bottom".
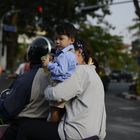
[
  {"left": 80, "top": 0, "right": 140, "bottom": 12},
  {"left": 0, "top": 7, "right": 20, "bottom": 71},
  {"left": 0, "top": 10, "right": 11, "bottom": 71}
]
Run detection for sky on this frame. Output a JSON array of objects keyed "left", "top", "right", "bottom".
[
  {"left": 87, "top": 0, "right": 137, "bottom": 44},
  {"left": 105, "top": 0, "right": 137, "bottom": 44}
]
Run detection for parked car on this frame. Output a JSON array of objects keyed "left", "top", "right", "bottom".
[
  {"left": 109, "top": 70, "right": 133, "bottom": 82},
  {"left": 109, "top": 70, "right": 121, "bottom": 82},
  {"left": 121, "top": 71, "right": 133, "bottom": 82}
]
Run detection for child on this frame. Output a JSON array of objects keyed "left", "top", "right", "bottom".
[{"left": 42, "top": 22, "right": 78, "bottom": 122}]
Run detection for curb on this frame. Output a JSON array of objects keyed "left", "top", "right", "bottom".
[{"left": 121, "top": 92, "right": 140, "bottom": 101}]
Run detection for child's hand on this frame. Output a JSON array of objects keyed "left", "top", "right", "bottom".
[
  {"left": 49, "top": 54, "right": 54, "bottom": 62},
  {"left": 41, "top": 55, "right": 50, "bottom": 67}
]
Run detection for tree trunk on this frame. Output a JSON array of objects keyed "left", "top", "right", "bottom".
[
  {"left": 3, "top": 14, "right": 18, "bottom": 71},
  {"left": 133, "top": 0, "right": 140, "bottom": 20},
  {"left": 6, "top": 32, "right": 18, "bottom": 71}
]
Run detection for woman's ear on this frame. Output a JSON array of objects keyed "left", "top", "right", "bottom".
[
  {"left": 71, "top": 38, "right": 75, "bottom": 44},
  {"left": 78, "top": 48, "right": 83, "bottom": 55},
  {"left": 79, "top": 49, "right": 83, "bottom": 54}
]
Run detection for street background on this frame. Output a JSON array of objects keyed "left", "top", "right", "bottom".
[
  {"left": 105, "top": 82, "right": 140, "bottom": 140},
  {"left": 0, "top": 1, "right": 140, "bottom": 139},
  {"left": 0, "top": 75, "right": 140, "bottom": 140}
]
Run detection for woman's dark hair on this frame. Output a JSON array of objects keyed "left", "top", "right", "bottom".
[
  {"left": 92, "top": 57, "right": 100, "bottom": 74},
  {"left": 73, "top": 39, "right": 100, "bottom": 73},
  {"left": 73, "top": 39, "right": 90, "bottom": 64},
  {"left": 55, "top": 22, "right": 77, "bottom": 39}
]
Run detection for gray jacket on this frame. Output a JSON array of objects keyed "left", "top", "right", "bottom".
[
  {"left": 18, "top": 68, "right": 50, "bottom": 118},
  {"left": 45, "top": 65, "right": 106, "bottom": 140}
]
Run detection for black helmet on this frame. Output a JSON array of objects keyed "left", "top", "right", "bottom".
[{"left": 27, "top": 36, "right": 54, "bottom": 64}]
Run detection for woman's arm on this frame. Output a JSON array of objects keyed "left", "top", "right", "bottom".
[{"left": 44, "top": 68, "right": 82, "bottom": 102}]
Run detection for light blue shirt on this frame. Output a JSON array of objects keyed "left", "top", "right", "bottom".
[{"left": 47, "top": 44, "right": 77, "bottom": 81}]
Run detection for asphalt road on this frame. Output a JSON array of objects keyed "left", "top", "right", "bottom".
[
  {"left": 105, "top": 81, "right": 140, "bottom": 140},
  {"left": 0, "top": 75, "right": 140, "bottom": 140}
]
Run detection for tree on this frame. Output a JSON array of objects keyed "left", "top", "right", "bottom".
[
  {"left": 0, "top": 0, "right": 113, "bottom": 70},
  {"left": 79, "top": 24, "right": 127, "bottom": 69},
  {"left": 133, "top": 0, "right": 140, "bottom": 20},
  {"left": 130, "top": 0, "right": 140, "bottom": 96},
  {"left": 0, "top": 0, "right": 113, "bottom": 37},
  {"left": 128, "top": 0, "right": 140, "bottom": 57},
  {"left": 128, "top": 0, "right": 140, "bottom": 39}
]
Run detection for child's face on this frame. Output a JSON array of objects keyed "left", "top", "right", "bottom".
[{"left": 54, "top": 34, "right": 74, "bottom": 49}]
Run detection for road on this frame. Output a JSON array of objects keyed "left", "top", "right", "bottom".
[
  {"left": 105, "top": 81, "right": 140, "bottom": 140},
  {"left": 0, "top": 76, "right": 140, "bottom": 140}
]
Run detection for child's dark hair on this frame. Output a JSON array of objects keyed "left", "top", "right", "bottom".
[{"left": 55, "top": 22, "right": 77, "bottom": 39}]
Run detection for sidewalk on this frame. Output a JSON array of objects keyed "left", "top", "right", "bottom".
[{"left": 120, "top": 92, "right": 140, "bottom": 101}]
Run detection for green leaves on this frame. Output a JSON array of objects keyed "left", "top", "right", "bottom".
[
  {"left": 78, "top": 24, "right": 136, "bottom": 70},
  {"left": 0, "top": 0, "right": 112, "bottom": 37}
]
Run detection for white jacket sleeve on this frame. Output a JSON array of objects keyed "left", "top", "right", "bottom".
[
  {"left": 44, "top": 68, "right": 82, "bottom": 102},
  {"left": 99, "top": 106, "right": 106, "bottom": 140}
]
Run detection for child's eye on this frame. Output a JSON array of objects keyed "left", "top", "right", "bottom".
[{"left": 60, "top": 37, "right": 64, "bottom": 40}]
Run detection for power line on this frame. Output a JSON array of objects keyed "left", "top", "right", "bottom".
[
  {"left": 80, "top": 0, "right": 140, "bottom": 12},
  {"left": 110, "top": 0, "right": 140, "bottom": 6}
]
